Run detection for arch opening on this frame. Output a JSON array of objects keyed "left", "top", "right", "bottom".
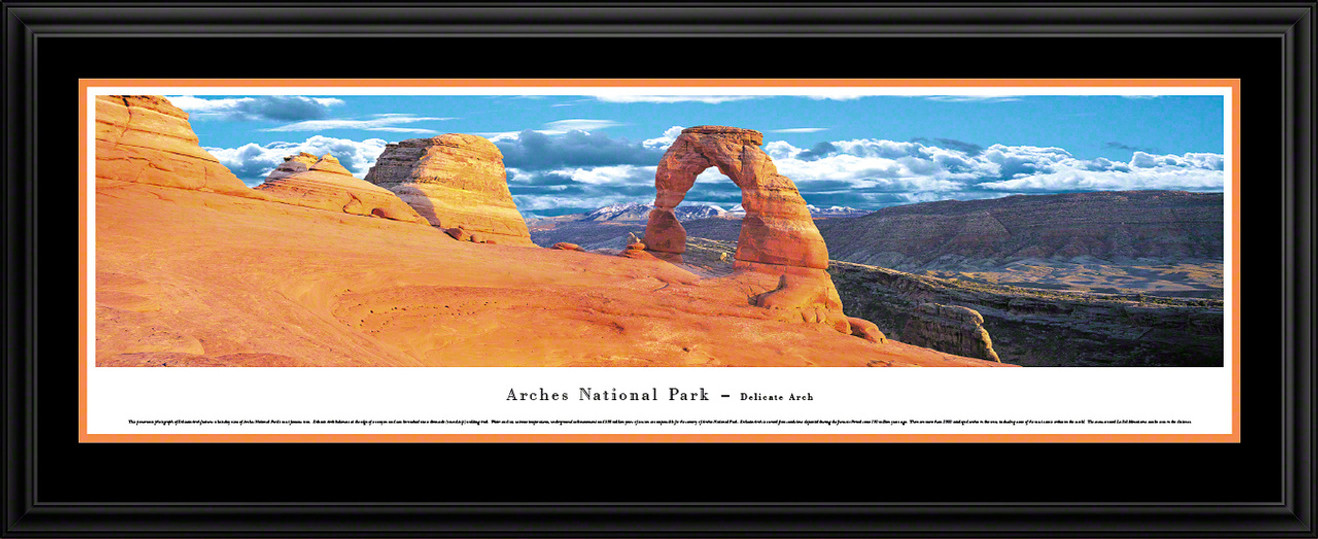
[
  {"left": 643, "top": 126, "right": 828, "bottom": 270},
  {"left": 642, "top": 126, "right": 855, "bottom": 336}
]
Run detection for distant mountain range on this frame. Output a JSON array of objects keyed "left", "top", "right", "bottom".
[
  {"left": 805, "top": 205, "right": 872, "bottom": 218},
  {"left": 527, "top": 201, "right": 871, "bottom": 250},
  {"left": 533, "top": 190, "right": 1224, "bottom": 264},
  {"left": 531, "top": 201, "right": 869, "bottom": 224},
  {"left": 579, "top": 202, "right": 730, "bottom": 222},
  {"left": 670, "top": 189, "right": 1226, "bottom": 298}
]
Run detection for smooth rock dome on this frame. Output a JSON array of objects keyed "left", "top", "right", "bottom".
[
  {"left": 256, "top": 153, "right": 429, "bottom": 224},
  {"left": 364, "top": 134, "right": 534, "bottom": 246}
]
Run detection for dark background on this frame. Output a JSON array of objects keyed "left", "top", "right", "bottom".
[{"left": 36, "top": 36, "right": 1282, "bottom": 504}]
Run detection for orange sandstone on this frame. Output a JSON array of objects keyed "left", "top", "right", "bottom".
[
  {"left": 364, "top": 134, "right": 534, "bottom": 245},
  {"left": 645, "top": 126, "right": 856, "bottom": 336},
  {"left": 93, "top": 182, "right": 1009, "bottom": 367},
  {"left": 94, "top": 95, "right": 265, "bottom": 198},
  {"left": 256, "top": 153, "right": 429, "bottom": 224},
  {"left": 91, "top": 103, "right": 1007, "bottom": 368}
]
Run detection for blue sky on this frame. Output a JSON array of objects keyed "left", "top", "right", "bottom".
[{"left": 168, "top": 93, "right": 1227, "bottom": 217}]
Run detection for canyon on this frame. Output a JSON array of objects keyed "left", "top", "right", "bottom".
[{"left": 677, "top": 238, "right": 1222, "bottom": 367}]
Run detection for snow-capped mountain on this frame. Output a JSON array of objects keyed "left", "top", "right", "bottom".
[
  {"left": 541, "top": 201, "right": 868, "bottom": 224},
  {"left": 580, "top": 202, "right": 654, "bottom": 222},
  {"left": 577, "top": 202, "right": 730, "bottom": 222},
  {"left": 722, "top": 203, "right": 868, "bottom": 218},
  {"left": 674, "top": 204, "right": 730, "bottom": 220},
  {"left": 806, "top": 204, "right": 871, "bottom": 218}
]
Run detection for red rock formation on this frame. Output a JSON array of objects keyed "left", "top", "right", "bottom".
[
  {"left": 256, "top": 153, "right": 428, "bottom": 224},
  {"left": 444, "top": 227, "right": 472, "bottom": 241},
  {"left": 646, "top": 126, "right": 828, "bottom": 268},
  {"left": 92, "top": 116, "right": 1008, "bottom": 367},
  {"left": 364, "top": 134, "right": 534, "bottom": 246},
  {"left": 621, "top": 249, "right": 661, "bottom": 261},
  {"left": 95, "top": 95, "right": 262, "bottom": 198},
  {"left": 645, "top": 126, "right": 855, "bottom": 335},
  {"left": 847, "top": 317, "right": 887, "bottom": 344}
]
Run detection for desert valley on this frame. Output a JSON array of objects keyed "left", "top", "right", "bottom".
[{"left": 92, "top": 95, "right": 1223, "bottom": 368}]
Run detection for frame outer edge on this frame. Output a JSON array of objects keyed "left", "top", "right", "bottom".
[
  {"left": 5, "top": 1, "right": 1318, "bottom": 537},
  {"left": 2, "top": 4, "right": 35, "bottom": 538},
  {"left": 1289, "top": 3, "right": 1317, "bottom": 534},
  {"left": 3, "top": 4, "right": 1317, "bottom": 33}
]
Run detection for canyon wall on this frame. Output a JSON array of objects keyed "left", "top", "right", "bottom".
[
  {"left": 818, "top": 190, "right": 1224, "bottom": 269},
  {"left": 901, "top": 303, "right": 1001, "bottom": 363}
]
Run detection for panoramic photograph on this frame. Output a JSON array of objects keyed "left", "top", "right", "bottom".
[{"left": 89, "top": 86, "right": 1228, "bottom": 367}]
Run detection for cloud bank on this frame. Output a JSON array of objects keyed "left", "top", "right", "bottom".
[
  {"left": 204, "top": 125, "right": 1226, "bottom": 213},
  {"left": 167, "top": 96, "right": 345, "bottom": 122},
  {"left": 262, "top": 114, "right": 455, "bottom": 134},
  {"left": 498, "top": 126, "right": 1226, "bottom": 212}
]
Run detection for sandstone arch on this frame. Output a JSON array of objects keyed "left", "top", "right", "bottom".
[
  {"left": 644, "top": 126, "right": 829, "bottom": 269},
  {"left": 644, "top": 126, "right": 853, "bottom": 335}
]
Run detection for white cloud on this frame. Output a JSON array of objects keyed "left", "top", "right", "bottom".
[
  {"left": 475, "top": 131, "right": 531, "bottom": 142},
  {"left": 166, "top": 96, "right": 346, "bottom": 121},
  {"left": 169, "top": 96, "right": 345, "bottom": 112},
  {"left": 976, "top": 148, "right": 1225, "bottom": 192},
  {"left": 167, "top": 96, "right": 249, "bottom": 112},
  {"left": 542, "top": 119, "right": 624, "bottom": 131},
  {"left": 498, "top": 128, "right": 1229, "bottom": 212},
  {"left": 592, "top": 95, "right": 760, "bottom": 104},
  {"left": 923, "top": 95, "right": 1022, "bottom": 103},
  {"left": 262, "top": 114, "right": 456, "bottom": 133},
  {"left": 643, "top": 126, "right": 685, "bottom": 150},
  {"left": 477, "top": 119, "right": 625, "bottom": 142},
  {"left": 501, "top": 129, "right": 1226, "bottom": 211},
  {"left": 204, "top": 135, "right": 390, "bottom": 184},
  {"left": 804, "top": 94, "right": 870, "bottom": 101},
  {"left": 759, "top": 136, "right": 1225, "bottom": 203},
  {"left": 554, "top": 165, "right": 657, "bottom": 186},
  {"left": 976, "top": 167, "right": 1224, "bottom": 192},
  {"left": 762, "top": 140, "right": 802, "bottom": 160}
]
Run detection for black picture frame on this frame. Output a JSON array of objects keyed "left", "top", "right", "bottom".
[{"left": 3, "top": 1, "right": 1314, "bottom": 537}]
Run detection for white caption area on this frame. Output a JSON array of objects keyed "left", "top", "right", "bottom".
[{"left": 87, "top": 367, "right": 1233, "bottom": 435}]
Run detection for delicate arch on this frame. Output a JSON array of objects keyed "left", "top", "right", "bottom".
[{"left": 643, "top": 126, "right": 829, "bottom": 270}]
